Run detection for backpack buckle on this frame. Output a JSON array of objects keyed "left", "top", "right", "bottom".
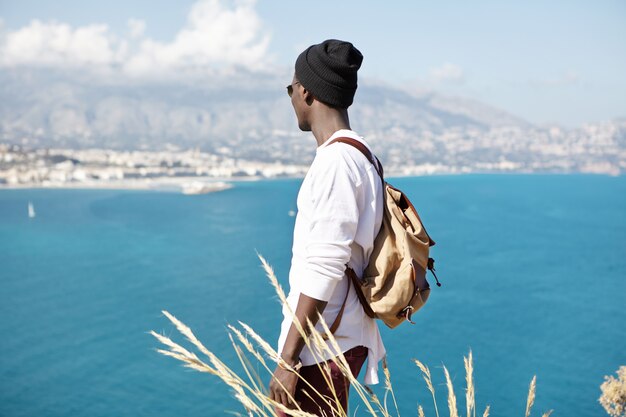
[{"left": 398, "top": 306, "right": 416, "bottom": 324}]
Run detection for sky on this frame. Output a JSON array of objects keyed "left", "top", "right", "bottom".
[{"left": 0, "top": 0, "right": 625, "bottom": 128}]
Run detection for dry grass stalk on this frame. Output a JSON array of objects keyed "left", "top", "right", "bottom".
[
  {"left": 444, "top": 365, "right": 460, "bottom": 417},
  {"left": 229, "top": 334, "right": 265, "bottom": 395},
  {"left": 258, "top": 253, "right": 306, "bottom": 339},
  {"left": 482, "top": 405, "right": 490, "bottom": 417},
  {"left": 257, "top": 255, "right": 345, "bottom": 415},
  {"left": 464, "top": 350, "right": 475, "bottom": 417},
  {"left": 152, "top": 327, "right": 276, "bottom": 417},
  {"left": 525, "top": 376, "right": 537, "bottom": 417},
  {"left": 238, "top": 321, "right": 281, "bottom": 364},
  {"left": 154, "top": 314, "right": 296, "bottom": 416},
  {"left": 541, "top": 410, "right": 553, "bottom": 417},
  {"left": 154, "top": 348, "right": 213, "bottom": 374},
  {"left": 236, "top": 322, "right": 330, "bottom": 412},
  {"left": 418, "top": 404, "right": 425, "bottom": 417},
  {"left": 268, "top": 269, "right": 360, "bottom": 414},
  {"left": 382, "top": 357, "right": 401, "bottom": 417},
  {"left": 150, "top": 331, "right": 216, "bottom": 374},
  {"left": 161, "top": 310, "right": 213, "bottom": 359},
  {"left": 227, "top": 324, "right": 297, "bottom": 412},
  {"left": 228, "top": 325, "right": 270, "bottom": 370},
  {"left": 257, "top": 253, "right": 333, "bottom": 396},
  {"left": 414, "top": 359, "right": 440, "bottom": 417}
]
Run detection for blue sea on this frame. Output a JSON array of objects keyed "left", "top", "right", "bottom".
[{"left": 1, "top": 174, "right": 624, "bottom": 417}]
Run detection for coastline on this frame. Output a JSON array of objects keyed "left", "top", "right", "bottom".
[
  {"left": 0, "top": 176, "right": 245, "bottom": 193},
  {"left": 0, "top": 171, "right": 621, "bottom": 193}
]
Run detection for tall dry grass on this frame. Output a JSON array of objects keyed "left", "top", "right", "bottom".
[{"left": 150, "top": 254, "right": 552, "bottom": 416}]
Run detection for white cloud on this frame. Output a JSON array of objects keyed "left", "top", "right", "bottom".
[
  {"left": 124, "top": 0, "right": 271, "bottom": 77},
  {"left": 0, "top": 20, "right": 126, "bottom": 68},
  {"left": 429, "top": 63, "right": 465, "bottom": 83},
  {"left": 0, "top": 0, "right": 272, "bottom": 77}
]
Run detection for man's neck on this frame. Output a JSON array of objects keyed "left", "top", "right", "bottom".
[{"left": 310, "top": 108, "right": 351, "bottom": 147}]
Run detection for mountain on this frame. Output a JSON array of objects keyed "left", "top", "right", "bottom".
[{"left": 0, "top": 69, "right": 623, "bottom": 174}]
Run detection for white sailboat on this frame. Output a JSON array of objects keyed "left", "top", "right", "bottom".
[{"left": 28, "top": 201, "right": 36, "bottom": 218}]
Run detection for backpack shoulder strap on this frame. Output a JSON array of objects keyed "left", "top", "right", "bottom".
[
  {"left": 327, "top": 137, "right": 384, "bottom": 180},
  {"left": 324, "top": 136, "right": 384, "bottom": 326},
  {"left": 332, "top": 137, "right": 436, "bottom": 248}
]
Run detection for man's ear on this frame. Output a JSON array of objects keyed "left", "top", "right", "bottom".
[{"left": 302, "top": 88, "right": 315, "bottom": 106}]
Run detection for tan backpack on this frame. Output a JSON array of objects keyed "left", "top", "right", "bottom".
[{"left": 328, "top": 137, "right": 441, "bottom": 329}]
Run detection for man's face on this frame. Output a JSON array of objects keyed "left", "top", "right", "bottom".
[{"left": 288, "top": 75, "right": 311, "bottom": 132}]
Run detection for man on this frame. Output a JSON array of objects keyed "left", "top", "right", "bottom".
[{"left": 270, "top": 39, "right": 385, "bottom": 416}]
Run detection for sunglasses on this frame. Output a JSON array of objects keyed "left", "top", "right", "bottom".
[{"left": 286, "top": 81, "right": 300, "bottom": 97}]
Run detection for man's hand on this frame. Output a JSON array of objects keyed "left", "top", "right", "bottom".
[{"left": 269, "top": 365, "right": 299, "bottom": 409}]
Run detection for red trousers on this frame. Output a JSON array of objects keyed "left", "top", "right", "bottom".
[{"left": 276, "top": 345, "right": 368, "bottom": 417}]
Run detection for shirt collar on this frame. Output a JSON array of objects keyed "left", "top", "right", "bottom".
[{"left": 317, "top": 129, "right": 362, "bottom": 151}]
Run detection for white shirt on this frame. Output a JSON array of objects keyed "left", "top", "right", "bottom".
[{"left": 277, "top": 129, "right": 386, "bottom": 385}]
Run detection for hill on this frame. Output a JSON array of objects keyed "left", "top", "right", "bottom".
[{"left": 1, "top": 69, "right": 623, "bottom": 175}]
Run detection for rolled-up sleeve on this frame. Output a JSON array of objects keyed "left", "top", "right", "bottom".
[{"left": 299, "top": 150, "right": 362, "bottom": 301}]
